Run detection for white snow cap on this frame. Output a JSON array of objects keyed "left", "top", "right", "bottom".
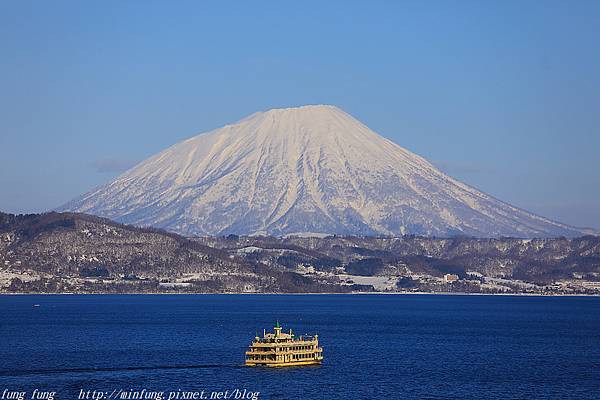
[{"left": 59, "top": 105, "right": 593, "bottom": 238}]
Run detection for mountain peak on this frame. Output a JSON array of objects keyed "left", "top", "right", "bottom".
[
  {"left": 264, "top": 104, "right": 340, "bottom": 113},
  {"left": 59, "top": 107, "right": 591, "bottom": 238},
  {"left": 257, "top": 104, "right": 348, "bottom": 125},
  {"left": 218, "top": 104, "right": 370, "bottom": 143}
]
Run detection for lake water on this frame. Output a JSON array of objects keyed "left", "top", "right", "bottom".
[{"left": 0, "top": 295, "right": 599, "bottom": 400}]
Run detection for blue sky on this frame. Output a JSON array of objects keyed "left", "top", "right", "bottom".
[{"left": 1, "top": 0, "right": 599, "bottom": 230}]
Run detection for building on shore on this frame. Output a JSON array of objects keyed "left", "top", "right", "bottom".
[{"left": 443, "top": 274, "right": 459, "bottom": 283}]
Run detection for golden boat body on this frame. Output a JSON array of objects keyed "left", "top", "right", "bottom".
[{"left": 245, "top": 323, "right": 323, "bottom": 367}]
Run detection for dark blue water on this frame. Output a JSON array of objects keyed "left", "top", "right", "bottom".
[{"left": 1, "top": 295, "right": 599, "bottom": 400}]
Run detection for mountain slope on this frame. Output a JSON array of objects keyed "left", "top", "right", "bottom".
[
  {"left": 59, "top": 105, "right": 592, "bottom": 238},
  {"left": 0, "top": 211, "right": 345, "bottom": 293}
]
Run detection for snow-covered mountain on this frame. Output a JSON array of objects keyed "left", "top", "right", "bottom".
[{"left": 59, "top": 105, "right": 593, "bottom": 238}]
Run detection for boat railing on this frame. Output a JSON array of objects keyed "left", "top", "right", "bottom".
[
  {"left": 253, "top": 337, "right": 318, "bottom": 344},
  {"left": 246, "top": 347, "right": 322, "bottom": 354}
]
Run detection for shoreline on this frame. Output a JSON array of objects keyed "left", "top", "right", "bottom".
[{"left": 1, "top": 291, "right": 598, "bottom": 297}]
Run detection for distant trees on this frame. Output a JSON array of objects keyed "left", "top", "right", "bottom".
[{"left": 345, "top": 258, "right": 385, "bottom": 276}]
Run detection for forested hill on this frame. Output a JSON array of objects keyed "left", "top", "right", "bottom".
[
  {"left": 0, "top": 212, "right": 346, "bottom": 293},
  {"left": 1, "top": 211, "right": 599, "bottom": 294}
]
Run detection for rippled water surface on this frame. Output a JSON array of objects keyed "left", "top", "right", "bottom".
[{"left": 1, "top": 295, "right": 599, "bottom": 399}]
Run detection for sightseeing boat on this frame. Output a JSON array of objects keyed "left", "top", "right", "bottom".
[{"left": 245, "top": 322, "right": 323, "bottom": 367}]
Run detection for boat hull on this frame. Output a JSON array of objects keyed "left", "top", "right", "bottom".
[{"left": 245, "top": 359, "right": 322, "bottom": 367}]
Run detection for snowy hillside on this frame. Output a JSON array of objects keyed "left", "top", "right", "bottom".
[{"left": 59, "top": 105, "right": 592, "bottom": 238}]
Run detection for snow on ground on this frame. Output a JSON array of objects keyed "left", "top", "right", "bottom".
[
  {"left": 486, "top": 277, "right": 539, "bottom": 289},
  {"left": 236, "top": 246, "right": 263, "bottom": 254},
  {"left": 337, "top": 274, "right": 399, "bottom": 291},
  {"left": 0, "top": 269, "right": 41, "bottom": 288}
]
